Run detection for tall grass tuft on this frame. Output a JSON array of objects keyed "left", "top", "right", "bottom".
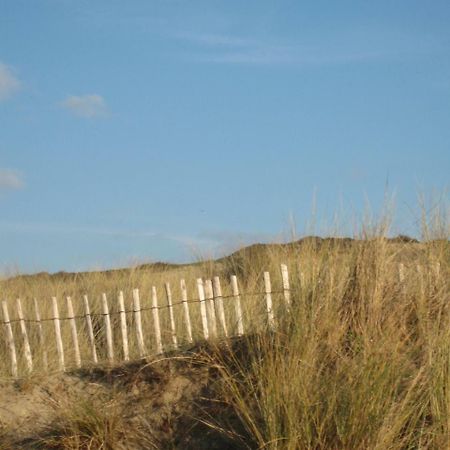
[
  {"left": 0, "top": 197, "right": 448, "bottom": 449},
  {"left": 206, "top": 236, "right": 449, "bottom": 448}
]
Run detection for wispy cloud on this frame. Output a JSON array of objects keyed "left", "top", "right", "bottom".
[
  {"left": 0, "top": 221, "right": 156, "bottom": 237},
  {"left": 61, "top": 94, "right": 108, "bottom": 118},
  {"left": 195, "top": 229, "right": 281, "bottom": 257},
  {"left": 199, "top": 229, "right": 277, "bottom": 245},
  {"left": 0, "top": 62, "right": 21, "bottom": 101},
  {"left": 0, "top": 169, "right": 25, "bottom": 190},
  {"left": 177, "top": 33, "right": 297, "bottom": 65},
  {"left": 193, "top": 47, "right": 297, "bottom": 65},
  {"left": 175, "top": 28, "right": 437, "bottom": 66},
  {"left": 0, "top": 221, "right": 211, "bottom": 248},
  {"left": 174, "top": 32, "right": 256, "bottom": 48},
  {"left": 0, "top": 220, "right": 279, "bottom": 256}
]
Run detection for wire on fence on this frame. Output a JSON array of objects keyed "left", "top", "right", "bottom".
[{"left": 1, "top": 289, "right": 289, "bottom": 324}]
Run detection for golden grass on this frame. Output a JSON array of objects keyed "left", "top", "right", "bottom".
[
  {"left": 0, "top": 201, "right": 449, "bottom": 448},
  {"left": 205, "top": 238, "right": 450, "bottom": 449}
]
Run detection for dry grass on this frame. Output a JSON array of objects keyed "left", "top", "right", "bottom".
[
  {"left": 206, "top": 237, "right": 450, "bottom": 449},
  {"left": 0, "top": 201, "right": 449, "bottom": 448}
]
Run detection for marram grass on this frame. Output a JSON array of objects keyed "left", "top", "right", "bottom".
[{"left": 0, "top": 206, "right": 449, "bottom": 449}]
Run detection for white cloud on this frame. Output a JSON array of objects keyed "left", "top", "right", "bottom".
[
  {"left": 61, "top": 94, "right": 108, "bottom": 118},
  {"left": 0, "top": 63, "right": 21, "bottom": 101},
  {"left": 194, "top": 229, "right": 282, "bottom": 257},
  {"left": 198, "top": 230, "right": 277, "bottom": 245},
  {"left": 174, "top": 32, "right": 255, "bottom": 48},
  {"left": 193, "top": 45, "right": 297, "bottom": 65},
  {"left": 176, "top": 28, "right": 437, "bottom": 66},
  {"left": 0, "top": 169, "right": 25, "bottom": 190}
]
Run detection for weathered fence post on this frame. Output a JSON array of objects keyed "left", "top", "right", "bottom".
[
  {"left": 204, "top": 280, "right": 218, "bottom": 338},
  {"left": 213, "top": 276, "right": 228, "bottom": 337},
  {"left": 416, "top": 265, "right": 426, "bottom": 299},
  {"left": 33, "top": 298, "right": 48, "bottom": 371},
  {"left": 398, "top": 263, "right": 405, "bottom": 284},
  {"left": 151, "top": 286, "right": 163, "bottom": 354},
  {"left": 231, "top": 275, "right": 244, "bottom": 336},
  {"left": 434, "top": 262, "right": 441, "bottom": 287},
  {"left": 16, "top": 298, "right": 33, "bottom": 373},
  {"left": 102, "top": 293, "right": 114, "bottom": 363},
  {"left": 280, "top": 264, "right": 291, "bottom": 310},
  {"left": 164, "top": 283, "right": 178, "bottom": 350},
  {"left": 118, "top": 291, "right": 129, "bottom": 362},
  {"left": 196, "top": 278, "right": 209, "bottom": 340},
  {"left": 398, "top": 263, "right": 407, "bottom": 298},
  {"left": 180, "top": 279, "right": 193, "bottom": 343},
  {"left": 83, "top": 295, "right": 98, "bottom": 364},
  {"left": 66, "top": 296, "right": 81, "bottom": 368},
  {"left": 300, "top": 271, "right": 306, "bottom": 291},
  {"left": 263, "top": 272, "right": 275, "bottom": 330},
  {"left": 52, "top": 296, "right": 65, "bottom": 371},
  {"left": 1, "top": 300, "right": 18, "bottom": 377},
  {"left": 132, "top": 289, "right": 146, "bottom": 358}
]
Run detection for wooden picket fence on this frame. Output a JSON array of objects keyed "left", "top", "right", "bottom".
[
  {"left": 0, "top": 261, "right": 433, "bottom": 378},
  {"left": 1, "top": 265, "right": 293, "bottom": 378}
]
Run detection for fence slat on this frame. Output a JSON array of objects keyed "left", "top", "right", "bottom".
[
  {"left": 180, "top": 279, "right": 193, "bottom": 343},
  {"left": 151, "top": 286, "right": 163, "bottom": 354},
  {"left": 4, "top": 266, "right": 300, "bottom": 374},
  {"left": 66, "top": 296, "right": 81, "bottom": 368},
  {"left": 196, "top": 278, "right": 209, "bottom": 340},
  {"left": 398, "top": 263, "right": 405, "bottom": 284},
  {"left": 118, "top": 291, "right": 129, "bottom": 362},
  {"left": 52, "top": 297, "right": 65, "bottom": 371},
  {"left": 1, "top": 301, "right": 18, "bottom": 377},
  {"left": 231, "top": 275, "right": 244, "bottom": 336},
  {"left": 102, "top": 293, "right": 114, "bottom": 363},
  {"left": 83, "top": 295, "right": 98, "bottom": 363},
  {"left": 300, "top": 271, "right": 306, "bottom": 291},
  {"left": 263, "top": 272, "right": 275, "bottom": 330},
  {"left": 204, "top": 280, "right": 218, "bottom": 338},
  {"left": 16, "top": 298, "right": 33, "bottom": 373},
  {"left": 416, "top": 265, "right": 426, "bottom": 300},
  {"left": 213, "top": 276, "right": 228, "bottom": 337},
  {"left": 33, "top": 298, "right": 48, "bottom": 371},
  {"left": 164, "top": 283, "right": 178, "bottom": 349},
  {"left": 398, "top": 263, "right": 406, "bottom": 297},
  {"left": 132, "top": 289, "right": 147, "bottom": 358},
  {"left": 280, "top": 264, "right": 291, "bottom": 310},
  {"left": 434, "top": 262, "right": 441, "bottom": 279}
]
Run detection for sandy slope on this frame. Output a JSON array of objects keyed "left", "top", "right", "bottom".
[{"left": 0, "top": 345, "right": 241, "bottom": 449}]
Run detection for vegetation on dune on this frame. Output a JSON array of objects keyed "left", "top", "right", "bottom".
[
  {"left": 0, "top": 201, "right": 449, "bottom": 449},
  {"left": 209, "top": 237, "right": 449, "bottom": 449}
]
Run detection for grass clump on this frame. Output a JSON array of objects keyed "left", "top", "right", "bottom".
[
  {"left": 207, "top": 237, "right": 450, "bottom": 449},
  {"left": 33, "top": 391, "right": 160, "bottom": 450},
  {"left": 0, "top": 198, "right": 449, "bottom": 449}
]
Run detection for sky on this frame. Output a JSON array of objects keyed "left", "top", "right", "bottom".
[{"left": 0, "top": 0, "right": 449, "bottom": 274}]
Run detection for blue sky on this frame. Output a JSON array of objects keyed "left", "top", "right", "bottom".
[{"left": 0, "top": 0, "right": 449, "bottom": 273}]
